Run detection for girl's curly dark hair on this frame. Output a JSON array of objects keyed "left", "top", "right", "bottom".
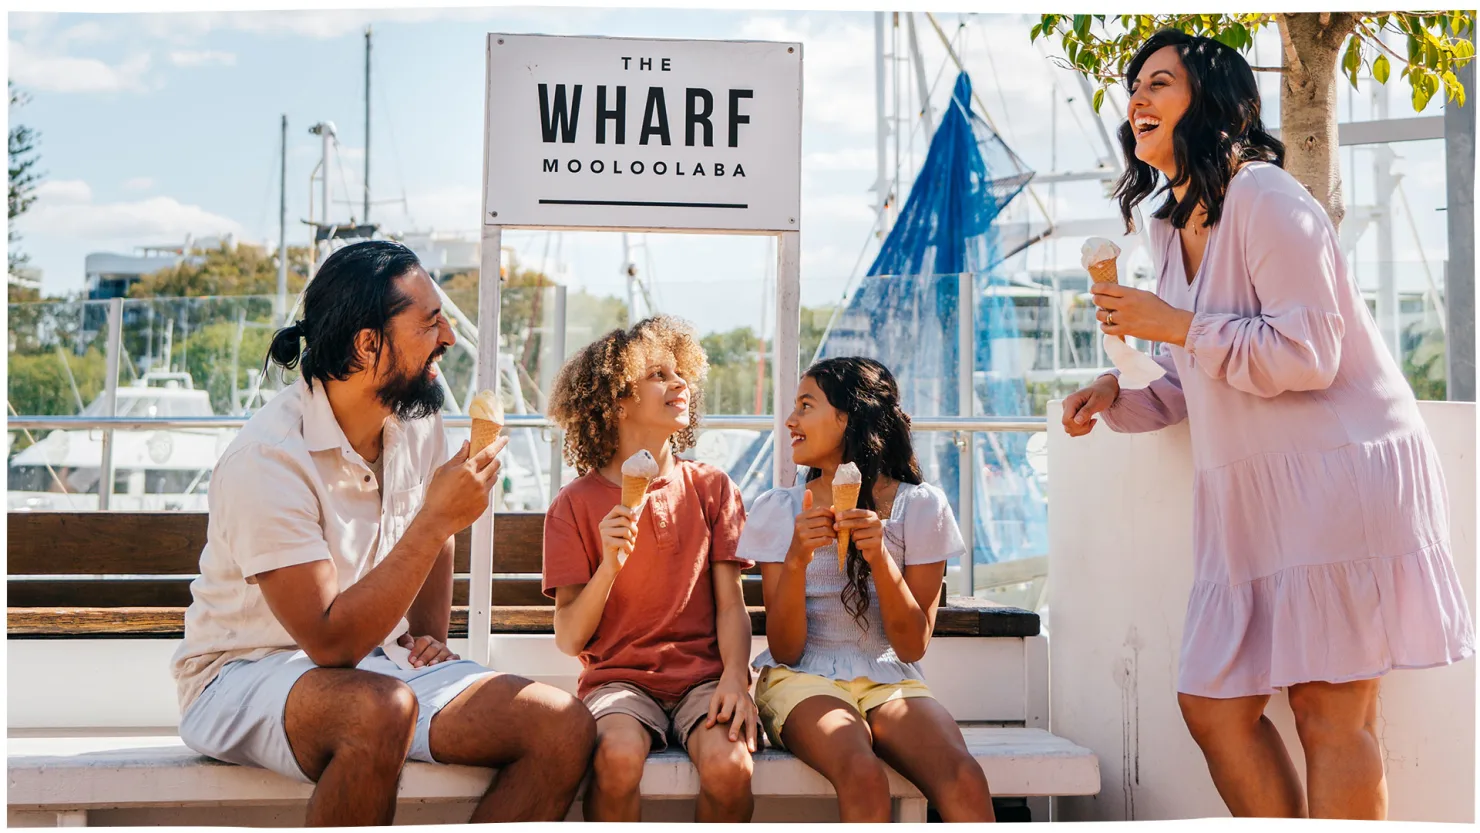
[
  {"left": 1114, "top": 29, "right": 1284, "bottom": 233},
  {"left": 547, "top": 315, "right": 709, "bottom": 473},
  {"left": 803, "top": 357, "right": 923, "bottom": 628}
]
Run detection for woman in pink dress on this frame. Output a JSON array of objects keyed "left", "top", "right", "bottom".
[{"left": 1061, "top": 30, "right": 1474, "bottom": 820}]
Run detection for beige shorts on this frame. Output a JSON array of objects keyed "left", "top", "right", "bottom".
[{"left": 582, "top": 680, "right": 720, "bottom": 753}]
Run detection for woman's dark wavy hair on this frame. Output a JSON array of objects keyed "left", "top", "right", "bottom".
[
  {"left": 1114, "top": 29, "right": 1284, "bottom": 233},
  {"left": 803, "top": 357, "right": 923, "bottom": 628},
  {"left": 266, "top": 240, "right": 423, "bottom": 388}
]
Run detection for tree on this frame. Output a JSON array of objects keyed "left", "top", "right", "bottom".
[
  {"left": 177, "top": 320, "right": 277, "bottom": 414},
  {"left": 1032, "top": 13, "right": 1475, "bottom": 225},
  {"left": 8, "top": 81, "right": 43, "bottom": 284},
  {"left": 439, "top": 260, "right": 628, "bottom": 410},
  {"left": 702, "top": 325, "right": 764, "bottom": 415},
  {"left": 129, "top": 243, "right": 311, "bottom": 299}
]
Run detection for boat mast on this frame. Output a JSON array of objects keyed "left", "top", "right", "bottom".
[{"left": 364, "top": 25, "right": 372, "bottom": 224}]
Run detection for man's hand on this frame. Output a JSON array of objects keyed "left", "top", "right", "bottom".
[
  {"left": 705, "top": 672, "right": 759, "bottom": 752},
  {"left": 597, "top": 504, "right": 640, "bottom": 572},
  {"left": 787, "top": 489, "right": 835, "bottom": 568},
  {"left": 421, "top": 436, "right": 508, "bottom": 535},
  {"left": 397, "top": 633, "right": 459, "bottom": 668}
]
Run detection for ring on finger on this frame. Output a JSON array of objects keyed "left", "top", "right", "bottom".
[{"left": 1107, "top": 311, "right": 1115, "bottom": 326}]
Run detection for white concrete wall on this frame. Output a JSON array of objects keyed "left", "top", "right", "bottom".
[
  {"left": 1047, "top": 400, "right": 1476, "bottom": 822},
  {"left": 8, "top": 635, "right": 1040, "bottom": 730}
]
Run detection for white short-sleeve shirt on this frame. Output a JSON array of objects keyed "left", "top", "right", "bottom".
[
  {"left": 736, "top": 478, "right": 965, "bottom": 684},
  {"left": 170, "top": 378, "right": 448, "bottom": 712}
]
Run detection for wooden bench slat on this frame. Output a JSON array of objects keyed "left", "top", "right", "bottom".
[
  {"left": 7, "top": 512, "right": 547, "bottom": 574},
  {"left": 8, "top": 577, "right": 774, "bottom": 608},
  {"left": 7, "top": 601, "right": 1039, "bottom": 639}
]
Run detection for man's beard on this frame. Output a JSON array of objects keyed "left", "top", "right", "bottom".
[{"left": 376, "top": 343, "right": 445, "bottom": 421}]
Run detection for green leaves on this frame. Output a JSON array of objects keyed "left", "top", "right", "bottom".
[
  {"left": 1034, "top": 12, "right": 1473, "bottom": 117},
  {"left": 1343, "top": 37, "right": 1363, "bottom": 89},
  {"left": 1092, "top": 87, "right": 1106, "bottom": 113}
]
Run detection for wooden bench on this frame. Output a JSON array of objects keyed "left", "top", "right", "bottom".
[
  {"left": 6, "top": 512, "right": 1039, "bottom": 639},
  {"left": 7, "top": 511, "right": 1098, "bottom": 825}
]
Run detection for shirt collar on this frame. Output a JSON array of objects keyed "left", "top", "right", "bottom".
[
  {"left": 300, "top": 378, "right": 352, "bottom": 454},
  {"left": 300, "top": 377, "right": 417, "bottom": 488}
]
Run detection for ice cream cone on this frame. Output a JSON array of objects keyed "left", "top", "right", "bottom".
[
  {"left": 621, "top": 475, "right": 650, "bottom": 510},
  {"left": 1088, "top": 259, "right": 1119, "bottom": 284},
  {"left": 832, "top": 482, "right": 861, "bottom": 569},
  {"left": 468, "top": 389, "right": 505, "bottom": 456},
  {"left": 471, "top": 419, "right": 501, "bottom": 455}
]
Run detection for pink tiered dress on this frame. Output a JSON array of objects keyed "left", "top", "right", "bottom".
[{"left": 1103, "top": 162, "right": 1474, "bottom": 698}]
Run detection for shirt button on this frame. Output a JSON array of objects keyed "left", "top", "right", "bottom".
[
  {"left": 364, "top": 475, "right": 371, "bottom": 483},
  {"left": 659, "top": 519, "right": 668, "bottom": 528}
]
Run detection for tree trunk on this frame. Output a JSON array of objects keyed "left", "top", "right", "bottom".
[{"left": 1277, "top": 12, "right": 1359, "bottom": 227}]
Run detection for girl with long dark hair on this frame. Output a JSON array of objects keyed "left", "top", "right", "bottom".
[
  {"left": 1062, "top": 30, "right": 1473, "bottom": 819},
  {"left": 738, "top": 357, "right": 994, "bottom": 822}
]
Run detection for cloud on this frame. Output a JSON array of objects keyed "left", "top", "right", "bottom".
[
  {"left": 168, "top": 50, "right": 236, "bottom": 67},
  {"left": 7, "top": 40, "right": 152, "bottom": 94},
  {"left": 133, "top": 7, "right": 519, "bottom": 42},
  {"left": 122, "top": 177, "right": 156, "bottom": 192},
  {"left": 22, "top": 181, "right": 246, "bottom": 243},
  {"left": 36, "top": 180, "right": 94, "bottom": 206},
  {"left": 739, "top": 15, "right": 876, "bottom": 135},
  {"left": 805, "top": 148, "right": 877, "bottom": 172}
]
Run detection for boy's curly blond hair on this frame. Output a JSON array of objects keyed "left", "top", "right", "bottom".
[{"left": 547, "top": 315, "right": 709, "bottom": 473}]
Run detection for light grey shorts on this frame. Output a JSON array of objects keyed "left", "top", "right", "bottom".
[{"left": 179, "top": 648, "right": 495, "bottom": 783}]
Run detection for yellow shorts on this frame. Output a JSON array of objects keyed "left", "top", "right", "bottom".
[{"left": 753, "top": 666, "right": 934, "bottom": 750}]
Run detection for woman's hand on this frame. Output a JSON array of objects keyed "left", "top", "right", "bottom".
[
  {"left": 1091, "top": 283, "right": 1195, "bottom": 346},
  {"left": 1061, "top": 375, "right": 1120, "bottom": 437},
  {"left": 788, "top": 489, "right": 835, "bottom": 568},
  {"left": 836, "top": 508, "right": 888, "bottom": 566}
]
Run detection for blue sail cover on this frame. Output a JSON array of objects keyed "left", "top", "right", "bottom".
[{"left": 737, "top": 72, "right": 1047, "bottom": 570}]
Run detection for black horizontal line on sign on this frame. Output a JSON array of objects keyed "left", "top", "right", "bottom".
[{"left": 538, "top": 199, "right": 749, "bottom": 209}]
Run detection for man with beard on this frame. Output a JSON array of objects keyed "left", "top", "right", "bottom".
[{"left": 170, "top": 241, "right": 595, "bottom": 825}]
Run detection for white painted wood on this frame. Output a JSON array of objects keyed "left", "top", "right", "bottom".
[
  {"left": 54, "top": 810, "right": 87, "bottom": 827},
  {"left": 1023, "top": 634, "right": 1049, "bottom": 730},
  {"left": 7, "top": 634, "right": 1030, "bottom": 730},
  {"left": 469, "top": 224, "right": 503, "bottom": 668},
  {"left": 773, "top": 230, "right": 801, "bottom": 488},
  {"left": 1048, "top": 400, "right": 1475, "bottom": 823},
  {"left": 892, "top": 797, "right": 927, "bottom": 822},
  {"left": 7, "top": 727, "right": 1096, "bottom": 816}
]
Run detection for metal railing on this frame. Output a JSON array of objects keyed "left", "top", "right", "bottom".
[
  {"left": 7, "top": 410, "right": 1047, "bottom": 593},
  {"left": 6, "top": 414, "right": 1048, "bottom": 433}
]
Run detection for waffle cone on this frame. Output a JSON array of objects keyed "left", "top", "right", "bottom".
[
  {"left": 1088, "top": 259, "right": 1119, "bottom": 284},
  {"left": 832, "top": 483, "right": 861, "bottom": 569},
  {"left": 621, "top": 475, "right": 651, "bottom": 510},
  {"left": 471, "top": 419, "right": 501, "bottom": 455}
]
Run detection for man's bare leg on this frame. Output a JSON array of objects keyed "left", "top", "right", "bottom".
[
  {"left": 283, "top": 668, "right": 419, "bottom": 827},
  {"left": 428, "top": 673, "right": 597, "bottom": 822}
]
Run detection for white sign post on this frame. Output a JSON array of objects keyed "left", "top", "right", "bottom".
[{"left": 471, "top": 34, "right": 804, "bottom": 665}]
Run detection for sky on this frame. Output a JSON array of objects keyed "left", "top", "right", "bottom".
[{"left": 7, "top": 5, "right": 1458, "bottom": 338}]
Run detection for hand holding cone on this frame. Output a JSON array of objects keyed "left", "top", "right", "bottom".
[
  {"left": 620, "top": 449, "right": 659, "bottom": 511},
  {"left": 831, "top": 462, "right": 863, "bottom": 570}
]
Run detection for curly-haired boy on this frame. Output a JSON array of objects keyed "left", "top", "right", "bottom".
[{"left": 542, "top": 315, "right": 756, "bottom": 822}]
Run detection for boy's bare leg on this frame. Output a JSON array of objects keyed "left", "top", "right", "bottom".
[
  {"left": 585, "top": 714, "right": 652, "bottom": 822},
  {"left": 685, "top": 720, "right": 755, "bottom": 822}
]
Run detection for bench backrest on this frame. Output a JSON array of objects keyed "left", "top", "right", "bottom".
[{"left": 7, "top": 511, "right": 767, "bottom": 608}]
